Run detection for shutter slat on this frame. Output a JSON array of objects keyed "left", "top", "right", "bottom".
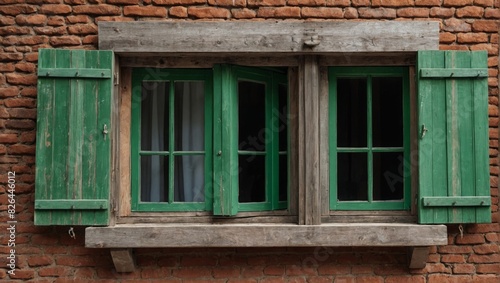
[
  {"left": 35, "top": 49, "right": 113, "bottom": 226},
  {"left": 417, "top": 50, "right": 491, "bottom": 224}
]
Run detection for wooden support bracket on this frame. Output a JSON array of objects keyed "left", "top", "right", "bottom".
[
  {"left": 408, "top": 246, "right": 430, "bottom": 269},
  {"left": 110, "top": 249, "right": 135, "bottom": 273}
]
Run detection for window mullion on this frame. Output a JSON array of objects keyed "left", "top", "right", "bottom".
[
  {"left": 168, "top": 82, "right": 175, "bottom": 204},
  {"left": 367, "top": 76, "right": 373, "bottom": 204}
]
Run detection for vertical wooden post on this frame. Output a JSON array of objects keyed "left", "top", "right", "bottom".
[{"left": 298, "top": 56, "right": 321, "bottom": 225}]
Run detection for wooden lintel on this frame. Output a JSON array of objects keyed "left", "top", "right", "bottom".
[
  {"left": 408, "top": 246, "right": 430, "bottom": 269},
  {"left": 110, "top": 249, "right": 135, "bottom": 273},
  {"left": 99, "top": 21, "right": 439, "bottom": 54},
  {"left": 85, "top": 224, "right": 447, "bottom": 248}
]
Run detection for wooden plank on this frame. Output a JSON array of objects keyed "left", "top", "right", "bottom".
[
  {"left": 85, "top": 223, "right": 448, "bottom": 248},
  {"left": 118, "top": 216, "right": 297, "bottom": 224},
  {"left": 110, "top": 249, "right": 135, "bottom": 273},
  {"left": 35, "top": 200, "right": 108, "bottom": 210},
  {"left": 318, "top": 66, "right": 329, "bottom": 216},
  {"left": 120, "top": 56, "right": 298, "bottom": 68},
  {"left": 422, "top": 196, "right": 491, "bottom": 207},
  {"left": 288, "top": 67, "right": 299, "bottom": 216},
  {"left": 319, "top": 54, "right": 416, "bottom": 66},
  {"left": 408, "top": 247, "right": 430, "bottom": 269},
  {"left": 409, "top": 66, "right": 418, "bottom": 216},
  {"left": 119, "top": 68, "right": 132, "bottom": 217},
  {"left": 38, "top": 68, "right": 112, "bottom": 78},
  {"left": 296, "top": 62, "right": 306, "bottom": 224},
  {"left": 99, "top": 21, "right": 439, "bottom": 54},
  {"left": 420, "top": 68, "right": 487, "bottom": 78}
]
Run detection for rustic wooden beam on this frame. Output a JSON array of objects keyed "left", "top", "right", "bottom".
[
  {"left": 110, "top": 249, "right": 135, "bottom": 273},
  {"left": 99, "top": 21, "right": 439, "bottom": 54},
  {"left": 408, "top": 246, "right": 430, "bottom": 269},
  {"left": 86, "top": 224, "right": 447, "bottom": 248}
]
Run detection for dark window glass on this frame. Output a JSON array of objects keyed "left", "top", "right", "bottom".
[
  {"left": 238, "top": 81, "right": 266, "bottom": 151},
  {"left": 337, "top": 78, "right": 367, "bottom": 148},
  {"left": 141, "top": 82, "right": 169, "bottom": 151},
  {"left": 373, "top": 152, "right": 404, "bottom": 201},
  {"left": 372, "top": 77, "right": 403, "bottom": 147},
  {"left": 337, "top": 153, "right": 368, "bottom": 201},
  {"left": 238, "top": 155, "right": 266, "bottom": 203},
  {"left": 174, "top": 81, "right": 205, "bottom": 151},
  {"left": 140, "top": 155, "right": 168, "bottom": 202}
]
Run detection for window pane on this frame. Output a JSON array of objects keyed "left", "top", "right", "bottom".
[
  {"left": 373, "top": 152, "right": 404, "bottom": 201},
  {"left": 279, "top": 154, "right": 287, "bottom": 202},
  {"left": 238, "top": 81, "right": 266, "bottom": 151},
  {"left": 141, "top": 82, "right": 169, "bottom": 151},
  {"left": 337, "top": 153, "right": 367, "bottom": 201},
  {"left": 238, "top": 155, "right": 265, "bottom": 203},
  {"left": 278, "top": 83, "right": 288, "bottom": 152},
  {"left": 174, "top": 155, "right": 205, "bottom": 202},
  {"left": 337, "top": 78, "right": 367, "bottom": 147},
  {"left": 372, "top": 77, "right": 403, "bottom": 147},
  {"left": 174, "top": 81, "right": 205, "bottom": 151},
  {"left": 140, "top": 155, "right": 168, "bottom": 202}
]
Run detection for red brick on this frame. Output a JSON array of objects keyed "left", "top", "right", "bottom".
[
  {"left": 469, "top": 254, "right": 500, "bottom": 263},
  {"left": 355, "top": 276, "right": 383, "bottom": 283},
  {"left": 430, "top": 7, "right": 456, "bottom": 18},
  {"left": 73, "top": 5, "right": 121, "bottom": 15},
  {"left": 47, "top": 16, "right": 65, "bottom": 26},
  {"left": 474, "top": 244, "right": 500, "bottom": 254},
  {"left": 39, "top": 4, "right": 72, "bottom": 15},
  {"left": 397, "top": 8, "right": 429, "bottom": 17},
  {"left": 180, "top": 256, "right": 217, "bottom": 266},
  {"left": 68, "top": 24, "right": 98, "bottom": 35},
  {"left": 232, "top": 8, "right": 257, "bottom": 18},
  {"left": 5, "top": 119, "right": 35, "bottom": 129},
  {"left": 19, "top": 35, "right": 49, "bottom": 45},
  {"left": 256, "top": 7, "right": 301, "bottom": 18},
  {"left": 95, "top": 16, "right": 134, "bottom": 22},
  {"left": 302, "top": 7, "right": 343, "bottom": 18},
  {"left": 0, "top": 134, "right": 17, "bottom": 143},
  {"left": 123, "top": 6, "right": 168, "bottom": 17},
  {"left": 9, "top": 270, "right": 35, "bottom": 280},
  {"left": 358, "top": 8, "right": 397, "bottom": 19},
  {"left": 38, "top": 266, "right": 70, "bottom": 277},
  {"left": 15, "top": 62, "right": 36, "bottom": 73},
  {"left": 8, "top": 144, "right": 35, "bottom": 155},
  {"left": 241, "top": 266, "right": 264, "bottom": 277},
  {"left": 0, "top": 5, "right": 37, "bottom": 16},
  {"left": 172, "top": 267, "right": 212, "bottom": 278},
  {"left": 0, "top": 26, "right": 31, "bottom": 35},
  {"left": 484, "top": 7, "right": 500, "bottom": 18},
  {"left": 429, "top": 274, "right": 473, "bottom": 283},
  {"left": 66, "top": 15, "right": 91, "bottom": 24},
  {"left": 326, "top": 0, "right": 350, "bottom": 6},
  {"left": 8, "top": 108, "right": 37, "bottom": 119},
  {"left": 248, "top": 0, "right": 286, "bottom": 6},
  {"left": 263, "top": 265, "right": 285, "bottom": 276},
  {"left": 351, "top": 0, "right": 370, "bottom": 5},
  {"left": 6, "top": 73, "right": 37, "bottom": 86},
  {"left": 141, "top": 267, "right": 171, "bottom": 278},
  {"left": 34, "top": 26, "right": 67, "bottom": 36},
  {"left": 169, "top": 6, "right": 188, "bottom": 18},
  {"left": 188, "top": 7, "right": 231, "bottom": 18},
  {"left": 443, "top": 18, "right": 472, "bottom": 32},
  {"left": 485, "top": 233, "right": 499, "bottom": 242},
  {"left": 0, "top": 16, "right": 16, "bottom": 26},
  {"left": 209, "top": 0, "right": 246, "bottom": 6},
  {"left": 385, "top": 276, "right": 425, "bottom": 283},
  {"left": 50, "top": 35, "right": 81, "bottom": 46},
  {"left": 107, "top": 0, "right": 140, "bottom": 4},
  {"left": 56, "top": 256, "right": 95, "bottom": 267},
  {"left": 0, "top": 87, "right": 19, "bottom": 97},
  {"left": 474, "top": 0, "right": 494, "bottom": 6},
  {"left": 318, "top": 264, "right": 350, "bottom": 275},
  {"left": 473, "top": 20, "right": 500, "bottom": 32},
  {"left": 440, "top": 32, "right": 457, "bottom": 44},
  {"left": 453, "top": 264, "right": 476, "bottom": 274},
  {"left": 213, "top": 266, "right": 241, "bottom": 278},
  {"left": 286, "top": 265, "right": 317, "bottom": 276},
  {"left": 153, "top": 0, "right": 206, "bottom": 4},
  {"left": 288, "top": 0, "right": 326, "bottom": 5},
  {"left": 28, "top": 256, "right": 53, "bottom": 267},
  {"left": 415, "top": 0, "right": 440, "bottom": 5},
  {"left": 472, "top": 275, "right": 500, "bottom": 283},
  {"left": 15, "top": 14, "right": 47, "bottom": 26},
  {"left": 476, "top": 263, "right": 500, "bottom": 274},
  {"left": 456, "top": 6, "right": 485, "bottom": 18},
  {"left": 372, "top": 0, "right": 414, "bottom": 7},
  {"left": 457, "top": 33, "right": 489, "bottom": 43},
  {"left": 443, "top": 0, "right": 474, "bottom": 6},
  {"left": 344, "top": 7, "right": 358, "bottom": 18},
  {"left": 438, "top": 245, "right": 473, "bottom": 253}
]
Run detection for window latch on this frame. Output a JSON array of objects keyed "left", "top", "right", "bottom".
[
  {"left": 420, "top": 124, "right": 428, "bottom": 139},
  {"left": 103, "top": 124, "right": 109, "bottom": 140}
]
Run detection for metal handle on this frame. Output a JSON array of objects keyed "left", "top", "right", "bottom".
[
  {"left": 102, "top": 124, "right": 108, "bottom": 140},
  {"left": 420, "top": 124, "right": 428, "bottom": 139}
]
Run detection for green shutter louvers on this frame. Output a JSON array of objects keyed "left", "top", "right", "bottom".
[
  {"left": 35, "top": 49, "right": 114, "bottom": 226},
  {"left": 417, "top": 50, "right": 491, "bottom": 224}
]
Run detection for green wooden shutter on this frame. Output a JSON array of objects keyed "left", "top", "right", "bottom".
[
  {"left": 35, "top": 49, "right": 114, "bottom": 225},
  {"left": 417, "top": 50, "right": 490, "bottom": 224}
]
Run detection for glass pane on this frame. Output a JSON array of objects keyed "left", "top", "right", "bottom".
[
  {"left": 174, "top": 81, "right": 205, "bottom": 151},
  {"left": 337, "top": 153, "right": 367, "bottom": 201},
  {"left": 373, "top": 152, "right": 404, "bottom": 201},
  {"left": 279, "top": 154, "right": 287, "bottom": 202},
  {"left": 141, "top": 82, "right": 169, "bottom": 151},
  {"left": 372, "top": 77, "right": 403, "bottom": 147},
  {"left": 238, "top": 80, "right": 266, "bottom": 151},
  {"left": 140, "top": 155, "right": 168, "bottom": 202},
  {"left": 238, "top": 155, "right": 265, "bottom": 203},
  {"left": 174, "top": 155, "right": 205, "bottom": 202},
  {"left": 337, "top": 78, "right": 367, "bottom": 148},
  {"left": 278, "top": 83, "right": 288, "bottom": 152}
]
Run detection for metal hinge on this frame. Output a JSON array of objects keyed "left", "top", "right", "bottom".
[{"left": 114, "top": 72, "right": 119, "bottom": 86}]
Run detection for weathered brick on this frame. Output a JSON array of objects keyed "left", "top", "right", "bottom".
[
  {"left": 232, "top": 8, "right": 256, "bottom": 18},
  {"left": 397, "top": 8, "right": 429, "bottom": 17},
  {"left": 351, "top": 0, "right": 370, "bottom": 6},
  {"left": 476, "top": 263, "right": 500, "bottom": 274},
  {"left": 443, "top": 18, "right": 472, "bottom": 32},
  {"left": 38, "top": 266, "right": 71, "bottom": 277},
  {"left": 472, "top": 20, "right": 500, "bottom": 32},
  {"left": 34, "top": 26, "right": 67, "bottom": 35},
  {"left": 0, "top": 26, "right": 31, "bottom": 35},
  {"left": 209, "top": 0, "right": 246, "bottom": 6},
  {"left": 124, "top": 6, "right": 168, "bottom": 17},
  {"left": 66, "top": 15, "right": 91, "bottom": 24},
  {"left": 47, "top": 16, "right": 65, "bottom": 26},
  {"left": 6, "top": 73, "right": 37, "bottom": 86},
  {"left": 248, "top": 0, "right": 286, "bottom": 6},
  {"left": 302, "top": 7, "right": 343, "bottom": 18},
  {"left": 107, "top": 0, "right": 140, "bottom": 4},
  {"left": 68, "top": 24, "right": 98, "bottom": 35},
  {"left": 469, "top": 254, "right": 500, "bottom": 263},
  {"left": 474, "top": 244, "right": 500, "bottom": 255},
  {"left": 456, "top": 6, "right": 485, "bottom": 18},
  {"left": 440, "top": 32, "right": 457, "bottom": 44},
  {"left": 9, "top": 270, "right": 35, "bottom": 280},
  {"left": 442, "top": 254, "right": 466, "bottom": 263},
  {"left": 385, "top": 276, "right": 425, "bottom": 283},
  {"left": 288, "top": 0, "right": 326, "bottom": 6},
  {"left": 27, "top": 256, "right": 53, "bottom": 267},
  {"left": 415, "top": 0, "right": 440, "bottom": 5},
  {"left": 358, "top": 8, "right": 397, "bottom": 19},
  {"left": 326, "top": 0, "right": 350, "bottom": 6},
  {"left": 428, "top": 275, "right": 472, "bottom": 283},
  {"left": 50, "top": 35, "right": 81, "bottom": 46},
  {"left": 8, "top": 108, "right": 37, "bottom": 119},
  {"left": 344, "top": 7, "right": 359, "bottom": 18},
  {"left": 0, "top": 16, "right": 16, "bottom": 26},
  {"left": 0, "top": 134, "right": 17, "bottom": 144},
  {"left": 430, "top": 7, "right": 455, "bottom": 18},
  {"left": 39, "top": 4, "right": 72, "bottom": 15},
  {"left": 372, "top": 0, "right": 414, "bottom": 7},
  {"left": 0, "top": 63, "right": 15, "bottom": 72},
  {"left": 15, "top": 14, "right": 47, "bottom": 26},
  {"left": 168, "top": 6, "right": 187, "bottom": 18},
  {"left": 457, "top": 32, "right": 489, "bottom": 43},
  {"left": 73, "top": 4, "right": 121, "bottom": 15},
  {"left": 95, "top": 16, "right": 135, "bottom": 22},
  {"left": 172, "top": 267, "right": 212, "bottom": 278},
  {"left": 443, "top": 0, "right": 474, "bottom": 6},
  {"left": 15, "top": 62, "right": 36, "bottom": 73},
  {"left": 474, "top": 0, "right": 494, "bottom": 6},
  {"left": 453, "top": 264, "right": 476, "bottom": 274},
  {"left": 153, "top": 0, "right": 206, "bottom": 5},
  {"left": 188, "top": 7, "right": 231, "bottom": 18},
  {"left": 484, "top": 7, "right": 500, "bottom": 18},
  {"left": 0, "top": 5, "right": 37, "bottom": 16}
]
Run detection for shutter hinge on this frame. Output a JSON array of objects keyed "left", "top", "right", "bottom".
[{"left": 114, "top": 72, "right": 119, "bottom": 86}]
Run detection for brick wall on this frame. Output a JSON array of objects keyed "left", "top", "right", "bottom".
[{"left": 1, "top": 0, "right": 499, "bottom": 282}]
